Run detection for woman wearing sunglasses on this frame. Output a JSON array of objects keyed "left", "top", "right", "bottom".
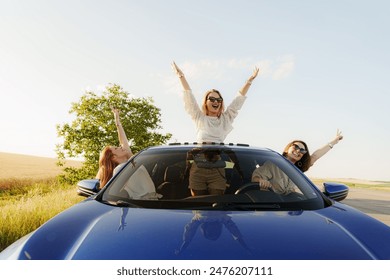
[
  {"left": 172, "top": 62, "right": 259, "bottom": 196},
  {"left": 172, "top": 61, "right": 259, "bottom": 143},
  {"left": 282, "top": 129, "right": 344, "bottom": 172},
  {"left": 252, "top": 130, "right": 344, "bottom": 194}
]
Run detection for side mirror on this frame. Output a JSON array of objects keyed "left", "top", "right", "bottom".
[
  {"left": 323, "top": 182, "right": 349, "bottom": 202},
  {"left": 77, "top": 179, "right": 100, "bottom": 197}
]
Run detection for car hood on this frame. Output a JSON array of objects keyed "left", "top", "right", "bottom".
[{"left": 2, "top": 199, "right": 390, "bottom": 260}]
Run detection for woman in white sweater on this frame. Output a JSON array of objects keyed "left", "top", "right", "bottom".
[
  {"left": 172, "top": 61, "right": 259, "bottom": 143},
  {"left": 172, "top": 62, "right": 259, "bottom": 196}
]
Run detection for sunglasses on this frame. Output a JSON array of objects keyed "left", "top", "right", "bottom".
[
  {"left": 207, "top": 97, "right": 223, "bottom": 103},
  {"left": 292, "top": 144, "right": 307, "bottom": 154}
]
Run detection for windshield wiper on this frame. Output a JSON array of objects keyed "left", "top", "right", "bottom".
[
  {"left": 104, "top": 200, "right": 141, "bottom": 208},
  {"left": 212, "top": 202, "right": 281, "bottom": 210}
]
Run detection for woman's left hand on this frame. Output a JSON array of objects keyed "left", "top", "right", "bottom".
[
  {"left": 334, "top": 129, "right": 343, "bottom": 142},
  {"left": 111, "top": 108, "right": 121, "bottom": 125},
  {"left": 248, "top": 66, "right": 260, "bottom": 82},
  {"left": 111, "top": 107, "right": 120, "bottom": 114},
  {"left": 330, "top": 129, "right": 343, "bottom": 146}
]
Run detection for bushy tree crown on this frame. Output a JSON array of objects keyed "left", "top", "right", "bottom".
[{"left": 56, "top": 84, "right": 171, "bottom": 183}]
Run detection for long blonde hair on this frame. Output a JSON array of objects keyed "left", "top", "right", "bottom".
[
  {"left": 97, "top": 146, "right": 118, "bottom": 188},
  {"left": 201, "top": 89, "right": 224, "bottom": 117}
]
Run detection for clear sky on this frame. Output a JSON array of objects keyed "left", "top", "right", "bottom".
[{"left": 0, "top": 0, "right": 389, "bottom": 181}]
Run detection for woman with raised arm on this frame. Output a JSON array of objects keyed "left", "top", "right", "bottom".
[
  {"left": 172, "top": 61, "right": 259, "bottom": 143},
  {"left": 96, "top": 108, "right": 133, "bottom": 189},
  {"left": 172, "top": 62, "right": 259, "bottom": 196},
  {"left": 282, "top": 129, "right": 344, "bottom": 172},
  {"left": 252, "top": 130, "right": 344, "bottom": 194}
]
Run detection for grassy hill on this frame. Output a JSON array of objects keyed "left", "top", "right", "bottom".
[{"left": 0, "top": 152, "right": 82, "bottom": 180}]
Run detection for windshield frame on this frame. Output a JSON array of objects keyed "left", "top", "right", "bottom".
[{"left": 98, "top": 144, "right": 326, "bottom": 211}]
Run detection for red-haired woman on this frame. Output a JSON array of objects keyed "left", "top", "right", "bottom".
[{"left": 96, "top": 108, "right": 133, "bottom": 189}]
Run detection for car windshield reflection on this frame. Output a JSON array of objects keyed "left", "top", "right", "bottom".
[{"left": 100, "top": 144, "right": 324, "bottom": 211}]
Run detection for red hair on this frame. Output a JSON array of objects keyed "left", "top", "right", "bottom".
[{"left": 97, "top": 146, "right": 118, "bottom": 188}]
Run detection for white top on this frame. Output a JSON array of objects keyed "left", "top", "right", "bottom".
[
  {"left": 252, "top": 161, "right": 297, "bottom": 195},
  {"left": 113, "top": 162, "right": 126, "bottom": 175},
  {"left": 183, "top": 89, "right": 247, "bottom": 143},
  {"left": 122, "top": 165, "right": 161, "bottom": 200}
]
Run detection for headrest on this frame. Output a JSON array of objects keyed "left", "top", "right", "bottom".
[{"left": 164, "top": 165, "right": 182, "bottom": 183}]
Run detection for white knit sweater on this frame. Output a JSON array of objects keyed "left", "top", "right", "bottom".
[{"left": 183, "top": 89, "right": 246, "bottom": 143}]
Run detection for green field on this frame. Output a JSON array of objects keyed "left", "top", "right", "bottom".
[{"left": 0, "top": 177, "right": 85, "bottom": 252}]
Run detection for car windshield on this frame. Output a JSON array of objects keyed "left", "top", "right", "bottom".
[{"left": 100, "top": 144, "right": 325, "bottom": 210}]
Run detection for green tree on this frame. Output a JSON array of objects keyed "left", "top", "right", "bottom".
[{"left": 56, "top": 84, "right": 172, "bottom": 183}]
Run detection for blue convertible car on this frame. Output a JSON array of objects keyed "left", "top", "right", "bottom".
[{"left": 1, "top": 143, "right": 390, "bottom": 260}]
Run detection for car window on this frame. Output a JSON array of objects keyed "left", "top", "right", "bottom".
[{"left": 101, "top": 146, "right": 324, "bottom": 210}]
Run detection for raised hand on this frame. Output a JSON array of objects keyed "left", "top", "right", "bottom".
[
  {"left": 172, "top": 61, "right": 184, "bottom": 78},
  {"left": 248, "top": 66, "right": 260, "bottom": 82},
  {"left": 336, "top": 129, "right": 343, "bottom": 141},
  {"left": 328, "top": 129, "right": 343, "bottom": 148}
]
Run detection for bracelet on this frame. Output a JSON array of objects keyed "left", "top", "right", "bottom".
[{"left": 328, "top": 143, "right": 333, "bottom": 149}]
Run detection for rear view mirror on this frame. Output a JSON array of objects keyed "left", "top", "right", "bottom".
[
  {"left": 77, "top": 179, "right": 100, "bottom": 197},
  {"left": 323, "top": 182, "right": 349, "bottom": 202}
]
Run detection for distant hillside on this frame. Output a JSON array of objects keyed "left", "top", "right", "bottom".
[
  {"left": 1, "top": 151, "right": 388, "bottom": 187},
  {"left": 0, "top": 152, "right": 82, "bottom": 179},
  {"left": 310, "top": 177, "right": 390, "bottom": 191}
]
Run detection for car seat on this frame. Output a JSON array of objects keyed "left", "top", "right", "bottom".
[{"left": 156, "top": 165, "right": 190, "bottom": 199}]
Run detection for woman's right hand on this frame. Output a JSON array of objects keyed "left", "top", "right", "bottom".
[
  {"left": 172, "top": 61, "right": 184, "bottom": 78},
  {"left": 172, "top": 61, "right": 191, "bottom": 91},
  {"left": 258, "top": 179, "right": 272, "bottom": 190}
]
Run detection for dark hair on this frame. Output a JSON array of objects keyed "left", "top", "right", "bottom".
[{"left": 282, "top": 140, "right": 311, "bottom": 172}]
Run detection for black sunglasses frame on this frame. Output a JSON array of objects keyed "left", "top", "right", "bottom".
[
  {"left": 292, "top": 144, "right": 307, "bottom": 154},
  {"left": 207, "top": 97, "right": 223, "bottom": 103}
]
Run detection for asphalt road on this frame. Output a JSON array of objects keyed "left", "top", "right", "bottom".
[{"left": 342, "top": 187, "right": 390, "bottom": 226}]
